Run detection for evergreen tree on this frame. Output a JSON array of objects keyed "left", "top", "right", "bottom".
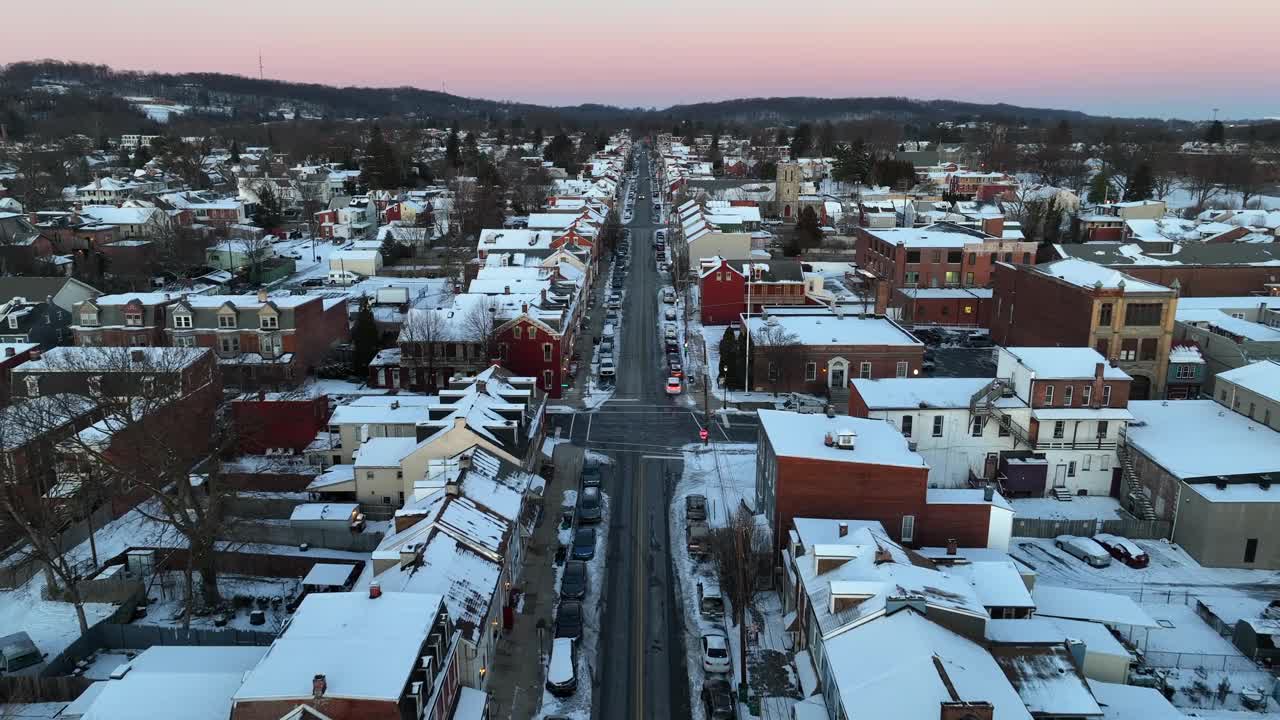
[
  {"left": 1125, "top": 162, "right": 1155, "bottom": 201},
  {"left": 361, "top": 124, "right": 400, "bottom": 189},
  {"left": 543, "top": 132, "right": 577, "bottom": 172},
  {"left": 351, "top": 297, "right": 380, "bottom": 375},
  {"left": 446, "top": 128, "right": 462, "bottom": 169},
  {"left": 131, "top": 145, "right": 152, "bottom": 169},
  {"left": 708, "top": 132, "right": 723, "bottom": 173},
  {"left": 1087, "top": 172, "right": 1112, "bottom": 204},
  {"left": 251, "top": 182, "right": 285, "bottom": 230},
  {"left": 228, "top": 140, "right": 240, "bottom": 163},
  {"left": 1204, "top": 120, "right": 1226, "bottom": 145},
  {"left": 832, "top": 140, "right": 872, "bottom": 185},
  {"left": 775, "top": 128, "right": 789, "bottom": 147},
  {"left": 787, "top": 206, "right": 823, "bottom": 256},
  {"left": 789, "top": 123, "right": 813, "bottom": 159},
  {"left": 719, "top": 327, "right": 744, "bottom": 390}
]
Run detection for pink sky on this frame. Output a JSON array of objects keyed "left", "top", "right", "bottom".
[{"left": 4, "top": 0, "right": 1277, "bottom": 119}]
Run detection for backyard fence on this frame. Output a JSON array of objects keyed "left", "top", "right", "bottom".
[
  {"left": 233, "top": 521, "right": 383, "bottom": 552},
  {"left": 0, "top": 675, "right": 94, "bottom": 703},
  {"left": 1142, "top": 650, "right": 1264, "bottom": 673},
  {"left": 42, "top": 620, "right": 277, "bottom": 677},
  {"left": 1012, "top": 517, "right": 1171, "bottom": 540}
]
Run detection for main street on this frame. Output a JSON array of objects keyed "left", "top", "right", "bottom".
[{"left": 542, "top": 147, "right": 756, "bottom": 719}]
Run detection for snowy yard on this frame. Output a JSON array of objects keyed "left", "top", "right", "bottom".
[
  {"left": 670, "top": 444, "right": 802, "bottom": 720},
  {"left": 0, "top": 573, "right": 117, "bottom": 665},
  {"left": 1010, "top": 496, "right": 1126, "bottom": 521}
]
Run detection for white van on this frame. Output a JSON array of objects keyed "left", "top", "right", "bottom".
[
  {"left": 327, "top": 269, "right": 362, "bottom": 285},
  {"left": 546, "top": 637, "right": 577, "bottom": 696},
  {"left": 602, "top": 324, "right": 615, "bottom": 340}
]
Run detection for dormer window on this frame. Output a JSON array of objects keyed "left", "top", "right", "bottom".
[
  {"left": 174, "top": 313, "right": 192, "bottom": 329},
  {"left": 260, "top": 315, "right": 278, "bottom": 329},
  {"left": 218, "top": 312, "right": 237, "bottom": 329},
  {"left": 80, "top": 311, "right": 98, "bottom": 326},
  {"left": 6, "top": 316, "right": 17, "bottom": 330},
  {"left": 125, "top": 312, "right": 143, "bottom": 326}
]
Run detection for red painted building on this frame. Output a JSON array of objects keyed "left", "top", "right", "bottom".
[
  {"left": 856, "top": 223, "right": 1038, "bottom": 303},
  {"left": 231, "top": 391, "right": 331, "bottom": 454},
  {"left": 756, "top": 410, "right": 1007, "bottom": 549},
  {"left": 698, "top": 258, "right": 810, "bottom": 325}
]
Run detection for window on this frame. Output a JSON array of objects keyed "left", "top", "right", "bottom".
[
  {"left": 529, "top": 327, "right": 537, "bottom": 339},
  {"left": 24, "top": 376, "right": 39, "bottom": 398},
  {"left": 175, "top": 335, "right": 196, "bottom": 348},
  {"left": 931, "top": 251, "right": 942, "bottom": 263},
  {"left": 129, "top": 334, "right": 146, "bottom": 346},
  {"left": 219, "top": 336, "right": 240, "bottom": 354},
  {"left": 947, "top": 251, "right": 962, "bottom": 263},
  {"left": 901, "top": 415, "right": 913, "bottom": 437},
  {"left": 1043, "top": 385, "right": 1054, "bottom": 405},
  {"left": 1052, "top": 420, "right": 1065, "bottom": 439},
  {"left": 1098, "top": 303, "right": 1113, "bottom": 326},
  {"left": 805, "top": 362, "right": 817, "bottom": 381},
  {"left": 260, "top": 315, "right": 279, "bottom": 329},
  {"left": 1068, "top": 461, "right": 1077, "bottom": 477},
  {"left": 218, "top": 313, "right": 236, "bottom": 329},
  {"left": 174, "top": 314, "right": 192, "bottom": 329},
  {"left": 1102, "top": 385, "right": 1112, "bottom": 405},
  {"left": 859, "top": 362, "right": 872, "bottom": 379},
  {"left": 1266, "top": 409, "right": 1273, "bottom": 426},
  {"left": 906, "top": 250, "right": 920, "bottom": 264},
  {"left": 1119, "top": 338, "right": 1138, "bottom": 361},
  {"left": 900, "top": 515, "right": 915, "bottom": 543},
  {"left": 125, "top": 312, "right": 143, "bottom": 326},
  {"left": 1244, "top": 538, "right": 1258, "bottom": 564},
  {"left": 542, "top": 343, "right": 553, "bottom": 362},
  {"left": 1139, "top": 337, "right": 1158, "bottom": 361},
  {"left": 1022, "top": 253, "right": 1031, "bottom": 264},
  {"left": 971, "top": 416, "right": 985, "bottom": 437},
  {"left": 6, "top": 316, "right": 17, "bottom": 329},
  {"left": 1124, "top": 303, "right": 1163, "bottom": 326},
  {"left": 944, "top": 271, "right": 959, "bottom": 285},
  {"left": 1002, "top": 252, "right": 1012, "bottom": 262},
  {"left": 1082, "top": 385, "right": 1093, "bottom": 405},
  {"left": 543, "top": 370, "right": 553, "bottom": 390},
  {"left": 261, "top": 334, "right": 281, "bottom": 356},
  {"left": 965, "top": 272, "right": 975, "bottom": 286},
  {"left": 1095, "top": 339, "right": 1109, "bottom": 358},
  {"left": 895, "top": 361, "right": 908, "bottom": 378},
  {"left": 968, "top": 252, "right": 977, "bottom": 265},
  {"left": 998, "top": 416, "right": 1011, "bottom": 437},
  {"left": 1175, "top": 364, "right": 1196, "bottom": 380},
  {"left": 1101, "top": 454, "right": 1111, "bottom": 471},
  {"left": 1096, "top": 420, "right": 1109, "bottom": 439},
  {"left": 1249, "top": 402, "right": 1256, "bottom": 419},
  {"left": 932, "top": 415, "right": 944, "bottom": 437},
  {"left": 382, "top": 496, "right": 392, "bottom": 505},
  {"left": 141, "top": 375, "right": 155, "bottom": 395},
  {"left": 1082, "top": 455, "right": 1091, "bottom": 471},
  {"left": 79, "top": 311, "right": 98, "bottom": 326},
  {"left": 904, "top": 271, "right": 919, "bottom": 286}
]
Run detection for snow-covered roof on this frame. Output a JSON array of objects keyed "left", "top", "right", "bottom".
[
  {"left": 1031, "top": 585, "right": 1159, "bottom": 628},
  {"left": 80, "top": 205, "right": 161, "bottom": 226},
  {"left": 745, "top": 313, "right": 920, "bottom": 348},
  {"left": 1127, "top": 399, "right": 1280, "bottom": 483},
  {"left": 1002, "top": 347, "right": 1131, "bottom": 381},
  {"left": 991, "top": 644, "right": 1100, "bottom": 717},
  {"left": 376, "top": 532, "right": 500, "bottom": 642},
  {"left": 925, "top": 488, "right": 1013, "bottom": 512},
  {"left": 853, "top": 378, "right": 1021, "bottom": 411},
  {"left": 289, "top": 503, "right": 359, "bottom": 523},
  {"left": 860, "top": 223, "right": 992, "bottom": 248},
  {"left": 1031, "top": 258, "right": 1170, "bottom": 293},
  {"left": 234, "top": 591, "right": 444, "bottom": 703},
  {"left": 1216, "top": 360, "right": 1280, "bottom": 403},
  {"left": 821, "top": 609, "right": 1033, "bottom": 720},
  {"left": 1087, "top": 680, "right": 1184, "bottom": 720},
  {"left": 18, "top": 345, "right": 209, "bottom": 372},
  {"left": 1167, "top": 344, "right": 1204, "bottom": 364},
  {"left": 897, "top": 288, "right": 993, "bottom": 300},
  {"left": 82, "top": 646, "right": 268, "bottom": 720},
  {"left": 759, "top": 410, "right": 927, "bottom": 469},
  {"left": 1030, "top": 407, "right": 1134, "bottom": 421},
  {"left": 353, "top": 437, "right": 420, "bottom": 468},
  {"left": 302, "top": 562, "right": 358, "bottom": 588},
  {"left": 478, "top": 229, "right": 555, "bottom": 252}
]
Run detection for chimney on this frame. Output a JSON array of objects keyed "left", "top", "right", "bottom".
[
  {"left": 368, "top": 581, "right": 382, "bottom": 599},
  {"left": 3, "top": 347, "right": 12, "bottom": 357},
  {"left": 825, "top": 405, "right": 836, "bottom": 418},
  {"left": 874, "top": 547, "right": 893, "bottom": 564},
  {"left": 504, "top": 285, "right": 511, "bottom": 294},
  {"left": 257, "top": 288, "right": 269, "bottom": 303},
  {"left": 1091, "top": 362, "right": 1106, "bottom": 407},
  {"left": 838, "top": 522, "right": 848, "bottom": 538},
  {"left": 946, "top": 538, "right": 958, "bottom": 555},
  {"left": 130, "top": 349, "right": 145, "bottom": 362},
  {"left": 940, "top": 701, "right": 994, "bottom": 720},
  {"left": 312, "top": 674, "right": 327, "bottom": 699},
  {"left": 390, "top": 400, "right": 399, "bottom": 410},
  {"left": 983, "top": 483, "right": 994, "bottom": 502},
  {"left": 873, "top": 278, "right": 891, "bottom": 316},
  {"left": 541, "top": 288, "right": 547, "bottom": 304}
]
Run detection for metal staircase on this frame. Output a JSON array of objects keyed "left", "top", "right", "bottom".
[
  {"left": 1118, "top": 444, "right": 1158, "bottom": 520},
  {"left": 969, "top": 379, "right": 1033, "bottom": 449}
]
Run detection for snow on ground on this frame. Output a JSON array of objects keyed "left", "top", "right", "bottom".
[
  {"left": 583, "top": 261, "right": 623, "bottom": 410},
  {"left": 0, "top": 573, "right": 117, "bottom": 663},
  {"left": 136, "top": 573, "right": 300, "bottom": 633},
  {"left": 537, "top": 493, "right": 609, "bottom": 719},
  {"left": 1010, "top": 496, "right": 1126, "bottom": 521},
  {"left": 671, "top": 443, "right": 800, "bottom": 720},
  {"left": 698, "top": 325, "right": 819, "bottom": 409}
]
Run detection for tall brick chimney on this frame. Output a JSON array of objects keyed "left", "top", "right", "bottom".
[
  {"left": 312, "top": 674, "right": 327, "bottom": 699},
  {"left": 940, "top": 701, "right": 993, "bottom": 720},
  {"left": 1091, "top": 362, "right": 1106, "bottom": 408},
  {"left": 873, "top": 278, "right": 891, "bottom": 316}
]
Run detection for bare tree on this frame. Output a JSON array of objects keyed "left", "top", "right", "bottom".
[
  {"left": 751, "top": 320, "right": 801, "bottom": 397},
  {"left": 463, "top": 296, "right": 500, "bottom": 365},
  {"left": 709, "top": 504, "right": 768, "bottom": 702},
  {"left": 399, "top": 308, "right": 447, "bottom": 392},
  {"left": 1222, "top": 155, "right": 1271, "bottom": 210},
  {"left": 1184, "top": 154, "right": 1227, "bottom": 213}
]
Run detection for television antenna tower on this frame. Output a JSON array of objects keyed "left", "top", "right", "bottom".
[{"left": 258, "top": 51, "right": 264, "bottom": 80}]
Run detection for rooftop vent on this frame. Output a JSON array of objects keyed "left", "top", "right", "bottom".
[{"left": 834, "top": 429, "right": 857, "bottom": 449}]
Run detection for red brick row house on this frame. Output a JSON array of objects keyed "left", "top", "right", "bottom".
[
  {"left": 855, "top": 222, "right": 1038, "bottom": 297},
  {"left": 697, "top": 257, "right": 812, "bottom": 325}
]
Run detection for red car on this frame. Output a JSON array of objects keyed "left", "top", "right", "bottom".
[{"left": 1092, "top": 533, "right": 1149, "bottom": 568}]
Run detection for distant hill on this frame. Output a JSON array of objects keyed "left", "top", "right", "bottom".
[{"left": 1, "top": 60, "right": 1141, "bottom": 131}]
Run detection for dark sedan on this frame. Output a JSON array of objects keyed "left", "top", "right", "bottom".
[
  {"left": 571, "top": 526, "right": 597, "bottom": 560},
  {"left": 555, "top": 599, "right": 583, "bottom": 639},
  {"left": 560, "top": 560, "right": 588, "bottom": 600}
]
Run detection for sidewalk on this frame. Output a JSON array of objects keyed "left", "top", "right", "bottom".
[
  {"left": 561, "top": 258, "right": 614, "bottom": 409},
  {"left": 487, "top": 443, "right": 583, "bottom": 719}
]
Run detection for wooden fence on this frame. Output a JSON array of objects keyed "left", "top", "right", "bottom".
[{"left": 1012, "top": 517, "right": 1171, "bottom": 540}]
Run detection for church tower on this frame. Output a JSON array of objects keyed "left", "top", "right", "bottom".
[{"left": 776, "top": 162, "right": 801, "bottom": 221}]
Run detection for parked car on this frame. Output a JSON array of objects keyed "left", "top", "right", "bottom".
[
  {"left": 577, "top": 486, "right": 603, "bottom": 524},
  {"left": 664, "top": 339, "right": 680, "bottom": 354},
  {"left": 664, "top": 324, "right": 678, "bottom": 339},
  {"left": 666, "top": 377, "right": 683, "bottom": 395},
  {"left": 599, "top": 360, "right": 616, "bottom": 379},
  {"left": 686, "top": 494, "right": 708, "bottom": 521},
  {"left": 701, "top": 632, "right": 732, "bottom": 673},
  {"left": 0, "top": 633, "right": 44, "bottom": 676},
  {"left": 698, "top": 580, "right": 725, "bottom": 619},
  {"left": 300, "top": 278, "right": 326, "bottom": 288},
  {"left": 702, "top": 679, "right": 737, "bottom": 720},
  {"left": 664, "top": 308, "right": 677, "bottom": 321},
  {"left": 667, "top": 356, "right": 683, "bottom": 377},
  {"left": 581, "top": 462, "right": 602, "bottom": 487},
  {"left": 686, "top": 520, "right": 711, "bottom": 557},
  {"left": 555, "top": 599, "right": 583, "bottom": 639},
  {"left": 662, "top": 289, "right": 676, "bottom": 304},
  {"left": 1055, "top": 535, "right": 1113, "bottom": 568},
  {"left": 560, "top": 560, "right": 588, "bottom": 600},
  {"left": 546, "top": 637, "right": 578, "bottom": 696},
  {"left": 571, "top": 526, "right": 597, "bottom": 560},
  {"left": 1093, "top": 533, "right": 1150, "bottom": 568},
  {"left": 781, "top": 393, "right": 825, "bottom": 414}
]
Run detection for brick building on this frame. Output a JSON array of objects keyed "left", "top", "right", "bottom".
[
  {"left": 73, "top": 292, "right": 177, "bottom": 347},
  {"left": 854, "top": 222, "right": 1038, "bottom": 300},
  {"left": 755, "top": 409, "right": 1012, "bottom": 550},
  {"left": 697, "top": 257, "right": 811, "bottom": 325},
  {"left": 1051, "top": 241, "right": 1280, "bottom": 297},
  {"left": 743, "top": 308, "right": 923, "bottom": 398},
  {"left": 231, "top": 391, "right": 332, "bottom": 454},
  {"left": 990, "top": 258, "right": 1177, "bottom": 399},
  {"left": 895, "top": 288, "right": 993, "bottom": 328}
]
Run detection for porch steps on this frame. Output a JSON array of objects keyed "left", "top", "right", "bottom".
[{"left": 1051, "top": 487, "right": 1073, "bottom": 501}]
